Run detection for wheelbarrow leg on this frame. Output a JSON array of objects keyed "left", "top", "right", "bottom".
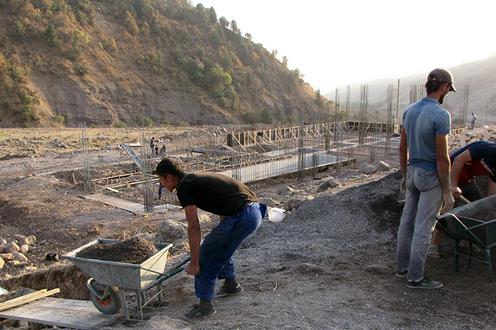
[
  {"left": 485, "top": 249, "right": 494, "bottom": 282},
  {"left": 136, "top": 290, "right": 144, "bottom": 320}
]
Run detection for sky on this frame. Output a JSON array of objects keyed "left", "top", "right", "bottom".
[{"left": 191, "top": 0, "right": 496, "bottom": 92}]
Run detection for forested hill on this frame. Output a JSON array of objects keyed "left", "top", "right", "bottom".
[{"left": 0, "top": 0, "right": 327, "bottom": 127}]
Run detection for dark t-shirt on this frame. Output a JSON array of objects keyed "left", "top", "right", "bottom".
[
  {"left": 450, "top": 141, "right": 496, "bottom": 184},
  {"left": 176, "top": 173, "right": 258, "bottom": 216}
]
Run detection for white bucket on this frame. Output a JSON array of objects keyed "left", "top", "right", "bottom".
[{"left": 268, "top": 207, "right": 286, "bottom": 223}]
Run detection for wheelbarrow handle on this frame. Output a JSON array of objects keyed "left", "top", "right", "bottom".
[{"left": 154, "top": 256, "right": 191, "bottom": 285}]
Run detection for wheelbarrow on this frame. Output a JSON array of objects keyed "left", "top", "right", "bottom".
[
  {"left": 62, "top": 238, "right": 190, "bottom": 320},
  {"left": 437, "top": 195, "right": 496, "bottom": 282}
]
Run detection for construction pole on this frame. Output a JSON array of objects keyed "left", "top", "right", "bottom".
[
  {"left": 346, "top": 85, "right": 350, "bottom": 120},
  {"left": 395, "top": 79, "right": 400, "bottom": 126},
  {"left": 80, "top": 122, "right": 91, "bottom": 195}
]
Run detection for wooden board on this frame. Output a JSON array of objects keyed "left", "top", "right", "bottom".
[
  {"left": 82, "top": 193, "right": 180, "bottom": 214},
  {"left": 0, "top": 297, "right": 116, "bottom": 329},
  {"left": 0, "top": 288, "right": 60, "bottom": 312}
]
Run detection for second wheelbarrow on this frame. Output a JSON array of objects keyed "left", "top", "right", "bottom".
[{"left": 437, "top": 195, "right": 496, "bottom": 281}]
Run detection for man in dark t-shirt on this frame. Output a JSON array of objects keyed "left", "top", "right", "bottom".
[
  {"left": 155, "top": 158, "right": 266, "bottom": 319},
  {"left": 449, "top": 140, "right": 496, "bottom": 199},
  {"left": 430, "top": 140, "right": 496, "bottom": 257}
]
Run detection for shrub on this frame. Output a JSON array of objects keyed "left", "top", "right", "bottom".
[
  {"left": 54, "top": 114, "right": 65, "bottom": 124},
  {"left": 141, "top": 116, "right": 153, "bottom": 127},
  {"left": 114, "top": 121, "right": 127, "bottom": 128},
  {"left": 124, "top": 11, "right": 139, "bottom": 35},
  {"left": 44, "top": 22, "right": 59, "bottom": 47},
  {"left": 74, "top": 61, "right": 88, "bottom": 75}
]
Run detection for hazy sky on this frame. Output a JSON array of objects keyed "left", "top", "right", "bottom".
[{"left": 192, "top": 0, "right": 496, "bottom": 91}]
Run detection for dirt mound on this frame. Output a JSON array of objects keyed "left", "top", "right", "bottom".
[{"left": 77, "top": 237, "right": 158, "bottom": 264}]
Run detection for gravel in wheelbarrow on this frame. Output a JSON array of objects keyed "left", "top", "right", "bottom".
[{"left": 76, "top": 237, "right": 158, "bottom": 264}]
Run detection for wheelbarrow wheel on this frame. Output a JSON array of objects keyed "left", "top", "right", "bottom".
[{"left": 88, "top": 280, "right": 122, "bottom": 315}]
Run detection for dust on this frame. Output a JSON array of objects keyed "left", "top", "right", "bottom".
[{"left": 77, "top": 237, "right": 158, "bottom": 264}]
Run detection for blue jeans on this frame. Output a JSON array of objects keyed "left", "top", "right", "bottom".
[
  {"left": 195, "top": 203, "right": 266, "bottom": 301},
  {"left": 396, "top": 166, "right": 443, "bottom": 282}
]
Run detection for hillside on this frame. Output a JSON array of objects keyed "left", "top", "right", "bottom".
[
  {"left": 326, "top": 56, "right": 496, "bottom": 124},
  {"left": 0, "top": 0, "right": 326, "bottom": 127}
]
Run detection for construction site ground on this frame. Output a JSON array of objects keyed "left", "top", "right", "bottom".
[{"left": 1, "top": 127, "right": 496, "bottom": 329}]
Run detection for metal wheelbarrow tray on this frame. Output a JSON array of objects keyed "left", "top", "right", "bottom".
[
  {"left": 62, "top": 238, "right": 189, "bottom": 319},
  {"left": 437, "top": 195, "right": 496, "bottom": 281}
]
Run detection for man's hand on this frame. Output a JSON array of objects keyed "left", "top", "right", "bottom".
[
  {"left": 400, "top": 176, "right": 406, "bottom": 193},
  {"left": 186, "top": 262, "right": 200, "bottom": 276},
  {"left": 441, "top": 192, "right": 455, "bottom": 213},
  {"left": 451, "top": 186, "right": 462, "bottom": 199}
]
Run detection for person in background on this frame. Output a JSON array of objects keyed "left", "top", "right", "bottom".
[
  {"left": 470, "top": 112, "right": 477, "bottom": 130},
  {"left": 155, "top": 158, "right": 266, "bottom": 319},
  {"left": 396, "top": 68, "right": 456, "bottom": 289}
]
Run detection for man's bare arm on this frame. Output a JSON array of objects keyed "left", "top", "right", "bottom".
[
  {"left": 436, "top": 134, "right": 454, "bottom": 212},
  {"left": 184, "top": 205, "right": 201, "bottom": 275},
  {"left": 450, "top": 150, "right": 472, "bottom": 191}
]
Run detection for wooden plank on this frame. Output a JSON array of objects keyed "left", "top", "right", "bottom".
[
  {"left": 0, "top": 297, "right": 115, "bottom": 329},
  {"left": 0, "top": 288, "right": 60, "bottom": 312}
]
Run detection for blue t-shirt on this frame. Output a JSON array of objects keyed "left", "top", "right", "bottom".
[{"left": 403, "top": 97, "right": 451, "bottom": 172}]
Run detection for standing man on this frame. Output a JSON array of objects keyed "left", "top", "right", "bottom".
[
  {"left": 396, "top": 68, "right": 456, "bottom": 289},
  {"left": 155, "top": 158, "right": 266, "bottom": 319},
  {"left": 470, "top": 112, "right": 477, "bottom": 130}
]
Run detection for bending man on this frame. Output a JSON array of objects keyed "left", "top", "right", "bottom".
[{"left": 155, "top": 158, "right": 266, "bottom": 319}]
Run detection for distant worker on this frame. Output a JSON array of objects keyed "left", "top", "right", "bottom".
[
  {"left": 470, "top": 112, "right": 477, "bottom": 130},
  {"left": 430, "top": 140, "right": 496, "bottom": 255},
  {"left": 396, "top": 68, "right": 456, "bottom": 289},
  {"left": 155, "top": 158, "right": 266, "bottom": 319},
  {"left": 150, "top": 136, "right": 167, "bottom": 156}
]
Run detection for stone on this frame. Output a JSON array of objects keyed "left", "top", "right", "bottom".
[
  {"left": 378, "top": 161, "right": 391, "bottom": 172},
  {"left": 317, "top": 178, "right": 340, "bottom": 193},
  {"left": 284, "top": 196, "right": 306, "bottom": 211},
  {"left": 359, "top": 162, "right": 378, "bottom": 175},
  {"left": 278, "top": 186, "right": 295, "bottom": 196},
  {"left": 13, "top": 252, "right": 28, "bottom": 262},
  {"left": 25, "top": 235, "right": 37, "bottom": 245},
  {"left": 0, "top": 257, "right": 4, "bottom": 270},
  {"left": 4, "top": 242, "right": 20, "bottom": 254},
  {"left": 19, "top": 244, "right": 29, "bottom": 254},
  {"left": 155, "top": 220, "right": 187, "bottom": 244},
  {"left": 260, "top": 197, "right": 278, "bottom": 206},
  {"left": 0, "top": 253, "right": 14, "bottom": 261}
]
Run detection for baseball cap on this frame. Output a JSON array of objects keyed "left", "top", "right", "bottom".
[{"left": 427, "top": 68, "right": 456, "bottom": 92}]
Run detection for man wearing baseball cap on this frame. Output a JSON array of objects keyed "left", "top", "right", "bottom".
[{"left": 396, "top": 68, "right": 456, "bottom": 289}]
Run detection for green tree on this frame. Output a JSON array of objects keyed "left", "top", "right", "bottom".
[
  {"left": 208, "top": 7, "right": 217, "bottom": 24},
  {"left": 261, "top": 108, "right": 272, "bottom": 124},
  {"left": 205, "top": 64, "right": 231, "bottom": 91},
  {"left": 44, "top": 22, "right": 58, "bottom": 47},
  {"left": 219, "top": 16, "right": 229, "bottom": 28},
  {"left": 230, "top": 20, "right": 239, "bottom": 33},
  {"left": 245, "top": 33, "right": 252, "bottom": 40}
]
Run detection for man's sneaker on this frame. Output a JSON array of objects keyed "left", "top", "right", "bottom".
[
  {"left": 395, "top": 270, "right": 407, "bottom": 278},
  {"left": 215, "top": 283, "right": 243, "bottom": 298},
  {"left": 183, "top": 304, "right": 216, "bottom": 320},
  {"left": 407, "top": 277, "right": 443, "bottom": 289},
  {"left": 428, "top": 245, "right": 440, "bottom": 258}
]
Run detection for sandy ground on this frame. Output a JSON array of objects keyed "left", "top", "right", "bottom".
[{"left": 1, "top": 127, "right": 496, "bottom": 329}]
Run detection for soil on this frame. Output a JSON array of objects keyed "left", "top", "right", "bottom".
[
  {"left": 1, "top": 127, "right": 496, "bottom": 329},
  {"left": 76, "top": 237, "right": 158, "bottom": 264}
]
